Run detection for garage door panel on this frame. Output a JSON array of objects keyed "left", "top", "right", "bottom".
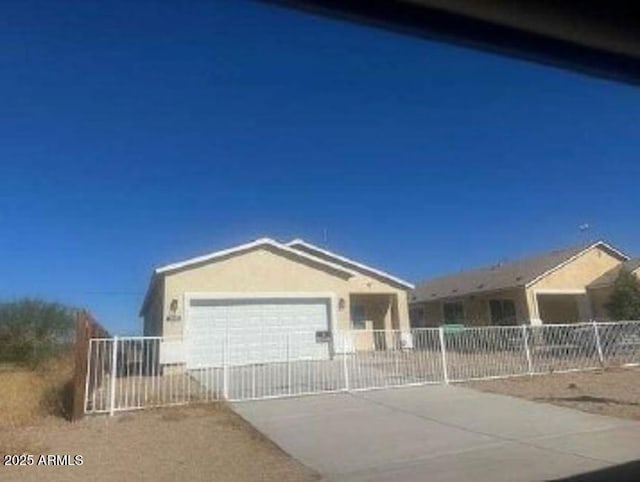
[{"left": 186, "top": 297, "right": 331, "bottom": 368}]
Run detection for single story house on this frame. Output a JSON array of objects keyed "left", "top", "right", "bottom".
[
  {"left": 140, "top": 238, "right": 413, "bottom": 368},
  {"left": 409, "top": 241, "right": 632, "bottom": 327}
]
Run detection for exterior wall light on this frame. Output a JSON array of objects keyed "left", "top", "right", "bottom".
[{"left": 166, "top": 299, "right": 181, "bottom": 321}]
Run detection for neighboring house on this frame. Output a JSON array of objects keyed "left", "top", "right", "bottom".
[
  {"left": 410, "top": 241, "right": 630, "bottom": 327},
  {"left": 140, "top": 238, "right": 413, "bottom": 368},
  {"left": 587, "top": 258, "right": 640, "bottom": 320}
]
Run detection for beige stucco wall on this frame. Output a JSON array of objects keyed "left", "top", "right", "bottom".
[
  {"left": 526, "top": 246, "right": 624, "bottom": 323},
  {"left": 146, "top": 246, "right": 410, "bottom": 338},
  {"left": 589, "top": 286, "right": 613, "bottom": 320},
  {"left": 529, "top": 246, "right": 622, "bottom": 291},
  {"left": 411, "top": 246, "right": 626, "bottom": 327},
  {"left": 351, "top": 294, "right": 394, "bottom": 330},
  {"left": 412, "top": 288, "right": 529, "bottom": 326},
  {"left": 465, "top": 289, "right": 528, "bottom": 325},
  {"left": 351, "top": 294, "right": 398, "bottom": 350}
]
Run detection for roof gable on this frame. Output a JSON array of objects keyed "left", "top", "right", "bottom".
[
  {"left": 412, "top": 241, "right": 628, "bottom": 303},
  {"left": 140, "top": 238, "right": 357, "bottom": 315},
  {"left": 286, "top": 239, "right": 414, "bottom": 289},
  {"left": 155, "top": 238, "right": 357, "bottom": 276}
]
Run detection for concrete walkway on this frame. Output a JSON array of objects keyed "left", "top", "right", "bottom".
[{"left": 232, "top": 385, "right": 640, "bottom": 481}]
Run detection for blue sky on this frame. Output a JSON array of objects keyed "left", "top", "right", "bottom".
[{"left": 1, "top": 1, "right": 638, "bottom": 333}]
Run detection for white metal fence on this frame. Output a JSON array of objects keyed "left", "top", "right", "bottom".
[{"left": 84, "top": 321, "right": 640, "bottom": 415}]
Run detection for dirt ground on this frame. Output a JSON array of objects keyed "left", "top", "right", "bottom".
[
  {"left": 466, "top": 366, "right": 640, "bottom": 421},
  {"left": 0, "top": 403, "right": 319, "bottom": 482}
]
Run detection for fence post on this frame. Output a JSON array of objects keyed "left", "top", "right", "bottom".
[
  {"left": 522, "top": 324, "right": 533, "bottom": 375},
  {"left": 286, "top": 332, "right": 292, "bottom": 396},
  {"left": 83, "top": 338, "right": 93, "bottom": 416},
  {"left": 343, "top": 332, "right": 350, "bottom": 391},
  {"left": 223, "top": 329, "right": 229, "bottom": 400},
  {"left": 394, "top": 331, "right": 399, "bottom": 376},
  {"left": 71, "top": 311, "right": 89, "bottom": 421},
  {"left": 109, "top": 335, "right": 119, "bottom": 417},
  {"left": 438, "top": 326, "right": 449, "bottom": 384},
  {"left": 593, "top": 321, "right": 604, "bottom": 366}
]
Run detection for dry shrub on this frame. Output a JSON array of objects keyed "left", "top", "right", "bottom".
[
  {"left": 0, "top": 352, "right": 74, "bottom": 430},
  {"left": 37, "top": 353, "right": 75, "bottom": 419},
  {"left": 0, "top": 368, "right": 44, "bottom": 429}
]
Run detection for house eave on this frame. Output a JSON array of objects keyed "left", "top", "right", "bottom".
[
  {"left": 524, "top": 240, "right": 629, "bottom": 289},
  {"left": 139, "top": 274, "right": 160, "bottom": 317},
  {"left": 156, "top": 238, "right": 357, "bottom": 277},
  {"left": 286, "top": 239, "right": 415, "bottom": 290},
  {"left": 410, "top": 283, "right": 527, "bottom": 304}
]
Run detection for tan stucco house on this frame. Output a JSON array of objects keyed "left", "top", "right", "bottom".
[
  {"left": 410, "top": 241, "right": 633, "bottom": 327},
  {"left": 140, "top": 238, "right": 413, "bottom": 367}
]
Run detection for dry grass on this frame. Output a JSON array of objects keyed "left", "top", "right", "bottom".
[
  {"left": 0, "top": 359, "right": 317, "bottom": 482},
  {"left": 0, "top": 358, "right": 73, "bottom": 457},
  {"left": 0, "top": 355, "right": 74, "bottom": 431},
  {"left": 1, "top": 403, "right": 319, "bottom": 482},
  {"left": 466, "top": 366, "right": 640, "bottom": 421}
]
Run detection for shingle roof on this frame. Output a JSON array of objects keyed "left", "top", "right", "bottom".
[
  {"left": 411, "top": 241, "right": 628, "bottom": 303},
  {"left": 588, "top": 257, "right": 640, "bottom": 288}
]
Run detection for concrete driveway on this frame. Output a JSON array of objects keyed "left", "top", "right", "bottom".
[{"left": 232, "top": 385, "right": 640, "bottom": 481}]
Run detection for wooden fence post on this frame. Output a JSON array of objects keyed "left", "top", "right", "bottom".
[
  {"left": 71, "top": 310, "right": 110, "bottom": 421},
  {"left": 71, "top": 311, "right": 89, "bottom": 421}
]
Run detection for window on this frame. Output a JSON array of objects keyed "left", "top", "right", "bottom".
[
  {"left": 489, "top": 299, "right": 517, "bottom": 325},
  {"left": 443, "top": 302, "right": 464, "bottom": 324},
  {"left": 410, "top": 307, "right": 425, "bottom": 327},
  {"left": 350, "top": 304, "right": 366, "bottom": 329}
]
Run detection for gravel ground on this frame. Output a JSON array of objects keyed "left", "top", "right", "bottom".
[
  {"left": 465, "top": 366, "right": 640, "bottom": 421},
  {"left": 0, "top": 403, "right": 319, "bottom": 482}
]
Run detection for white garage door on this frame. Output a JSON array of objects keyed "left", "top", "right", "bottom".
[{"left": 185, "top": 297, "right": 332, "bottom": 368}]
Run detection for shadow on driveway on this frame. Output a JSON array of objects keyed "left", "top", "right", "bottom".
[{"left": 552, "top": 459, "right": 640, "bottom": 481}]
